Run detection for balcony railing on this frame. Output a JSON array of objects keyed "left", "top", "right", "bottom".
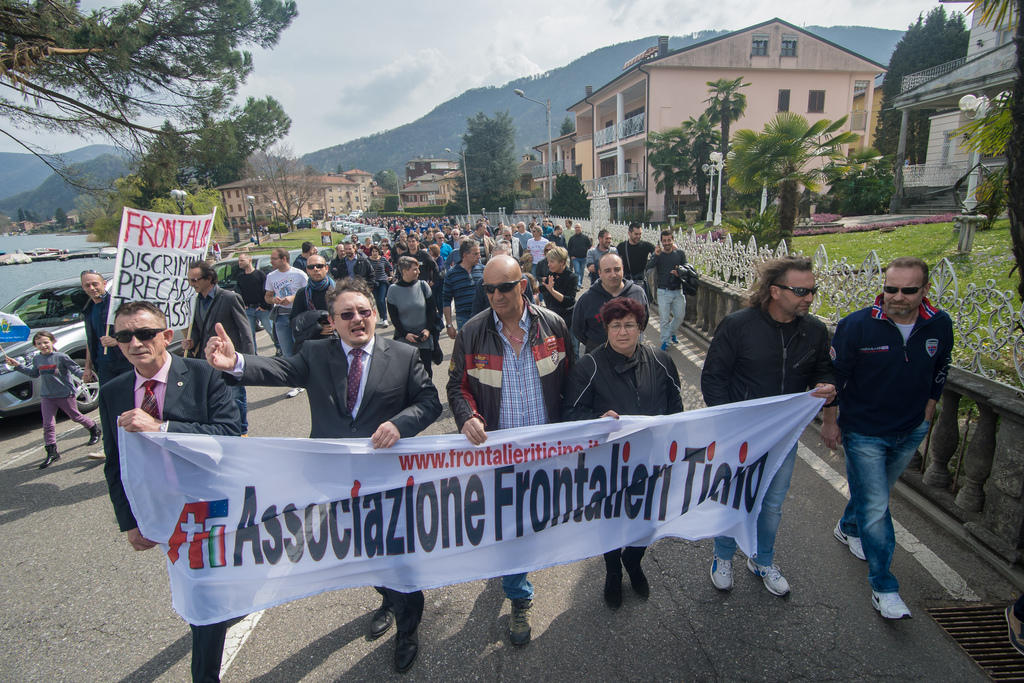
[
  {"left": 903, "top": 163, "right": 970, "bottom": 188},
  {"left": 584, "top": 173, "right": 645, "bottom": 194},
  {"left": 901, "top": 57, "right": 967, "bottom": 93},
  {"left": 594, "top": 125, "right": 617, "bottom": 147},
  {"left": 617, "top": 112, "right": 646, "bottom": 139},
  {"left": 531, "top": 159, "right": 565, "bottom": 178},
  {"left": 850, "top": 110, "right": 868, "bottom": 131}
]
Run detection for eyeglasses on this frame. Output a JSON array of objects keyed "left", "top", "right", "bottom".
[
  {"left": 607, "top": 322, "right": 639, "bottom": 332},
  {"left": 307, "top": 263, "right": 328, "bottom": 270},
  {"left": 883, "top": 285, "right": 922, "bottom": 295},
  {"left": 113, "top": 328, "right": 166, "bottom": 343},
  {"left": 187, "top": 276, "right": 206, "bottom": 283},
  {"left": 335, "top": 308, "right": 373, "bottom": 321},
  {"left": 483, "top": 280, "right": 522, "bottom": 294},
  {"left": 772, "top": 283, "right": 818, "bottom": 297}
]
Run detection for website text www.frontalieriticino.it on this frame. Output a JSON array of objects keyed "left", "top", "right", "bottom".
[{"left": 397, "top": 439, "right": 601, "bottom": 472}]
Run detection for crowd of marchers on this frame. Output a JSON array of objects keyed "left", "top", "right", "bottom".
[{"left": 33, "top": 214, "right": 950, "bottom": 679}]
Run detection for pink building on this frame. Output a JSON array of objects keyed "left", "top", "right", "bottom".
[{"left": 558, "top": 19, "right": 884, "bottom": 221}]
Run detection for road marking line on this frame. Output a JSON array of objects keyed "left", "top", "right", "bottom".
[
  {"left": 797, "top": 443, "right": 980, "bottom": 601},
  {"left": 221, "top": 610, "right": 264, "bottom": 677},
  {"left": 2, "top": 425, "right": 85, "bottom": 468}
]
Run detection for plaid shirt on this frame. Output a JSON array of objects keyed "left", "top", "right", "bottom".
[{"left": 496, "top": 308, "right": 548, "bottom": 429}]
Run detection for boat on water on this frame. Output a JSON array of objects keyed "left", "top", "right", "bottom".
[
  {"left": 98, "top": 247, "right": 117, "bottom": 258},
  {"left": 0, "top": 251, "right": 33, "bottom": 265}
]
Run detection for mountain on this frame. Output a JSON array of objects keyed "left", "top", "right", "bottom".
[
  {"left": 0, "top": 153, "right": 131, "bottom": 220},
  {"left": 0, "top": 144, "right": 123, "bottom": 201},
  {"left": 301, "top": 25, "right": 903, "bottom": 176}
]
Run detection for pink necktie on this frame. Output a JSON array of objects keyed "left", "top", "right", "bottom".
[
  {"left": 346, "top": 348, "right": 363, "bottom": 414},
  {"left": 141, "top": 380, "right": 161, "bottom": 420}
]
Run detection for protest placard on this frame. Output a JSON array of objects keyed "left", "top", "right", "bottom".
[{"left": 106, "top": 206, "right": 216, "bottom": 329}]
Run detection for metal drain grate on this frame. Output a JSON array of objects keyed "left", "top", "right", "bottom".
[{"left": 928, "top": 604, "right": 1024, "bottom": 680}]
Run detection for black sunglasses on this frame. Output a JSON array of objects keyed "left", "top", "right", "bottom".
[
  {"left": 483, "top": 280, "right": 522, "bottom": 294},
  {"left": 772, "top": 283, "right": 818, "bottom": 297},
  {"left": 883, "top": 286, "right": 922, "bottom": 295},
  {"left": 336, "top": 308, "right": 373, "bottom": 321},
  {"left": 307, "top": 263, "right": 328, "bottom": 269},
  {"left": 113, "top": 328, "right": 166, "bottom": 343}
]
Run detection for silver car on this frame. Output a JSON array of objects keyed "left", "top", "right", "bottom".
[
  {"left": 0, "top": 274, "right": 184, "bottom": 418},
  {"left": 0, "top": 276, "right": 100, "bottom": 417}
]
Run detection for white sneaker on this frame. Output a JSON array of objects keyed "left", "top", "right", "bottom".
[
  {"left": 286, "top": 387, "right": 305, "bottom": 398},
  {"left": 747, "top": 557, "right": 791, "bottom": 596},
  {"left": 709, "top": 557, "right": 733, "bottom": 591},
  {"left": 833, "top": 521, "right": 867, "bottom": 561},
  {"left": 872, "top": 590, "right": 911, "bottom": 619},
  {"left": 85, "top": 452, "right": 105, "bottom": 461}
]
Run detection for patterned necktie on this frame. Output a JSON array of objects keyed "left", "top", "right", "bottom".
[
  {"left": 346, "top": 348, "right": 363, "bottom": 414},
  {"left": 141, "top": 379, "right": 161, "bottom": 420}
]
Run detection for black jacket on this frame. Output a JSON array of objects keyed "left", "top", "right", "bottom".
[
  {"left": 330, "top": 253, "right": 373, "bottom": 285},
  {"left": 571, "top": 281, "right": 649, "bottom": 353},
  {"left": 564, "top": 342, "right": 683, "bottom": 420},
  {"left": 701, "top": 306, "right": 834, "bottom": 407}
]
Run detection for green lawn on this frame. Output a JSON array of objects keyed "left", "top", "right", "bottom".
[
  {"left": 791, "top": 219, "right": 1018, "bottom": 301},
  {"left": 235, "top": 227, "right": 337, "bottom": 255}
]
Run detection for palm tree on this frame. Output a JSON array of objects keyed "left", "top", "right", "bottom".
[
  {"left": 704, "top": 77, "right": 750, "bottom": 156},
  {"left": 728, "top": 113, "right": 859, "bottom": 241},
  {"left": 678, "top": 114, "right": 720, "bottom": 209},
  {"left": 646, "top": 127, "right": 688, "bottom": 220}
]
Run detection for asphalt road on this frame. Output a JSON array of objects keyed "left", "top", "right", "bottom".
[{"left": 0, "top": 320, "right": 1016, "bottom": 681}]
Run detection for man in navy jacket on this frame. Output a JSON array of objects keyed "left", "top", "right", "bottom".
[{"left": 823, "top": 256, "right": 953, "bottom": 620}]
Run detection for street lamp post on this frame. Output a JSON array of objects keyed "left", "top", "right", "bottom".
[
  {"left": 709, "top": 152, "right": 724, "bottom": 226},
  {"left": 246, "top": 195, "right": 260, "bottom": 246},
  {"left": 514, "top": 88, "right": 552, "bottom": 202},
  {"left": 444, "top": 147, "right": 472, "bottom": 218},
  {"left": 170, "top": 189, "right": 187, "bottom": 214},
  {"left": 958, "top": 93, "right": 990, "bottom": 213},
  {"left": 700, "top": 161, "right": 717, "bottom": 224}
]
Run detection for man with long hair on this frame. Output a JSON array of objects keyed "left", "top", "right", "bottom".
[{"left": 701, "top": 256, "right": 836, "bottom": 597}]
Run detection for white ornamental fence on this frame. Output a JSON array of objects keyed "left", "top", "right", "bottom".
[{"left": 550, "top": 216, "right": 1024, "bottom": 390}]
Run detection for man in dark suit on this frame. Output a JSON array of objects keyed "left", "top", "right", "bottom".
[
  {"left": 204, "top": 277, "right": 441, "bottom": 673},
  {"left": 101, "top": 300, "right": 241, "bottom": 683},
  {"left": 182, "top": 260, "right": 254, "bottom": 433}
]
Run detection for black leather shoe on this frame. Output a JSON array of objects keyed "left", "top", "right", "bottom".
[
  {"left": 394, "top": 630, "right": 418, "bottom": 673},
  {"left": 627, "top": 566, "right": 650, "bottom": 599},
  {"left": 87, "top": 425, "right": 102, "bottom": 446},
  {"left": 604, "top": 573, "right": 623, "bottom": 609},
  {"left": 369, "top": 606, "right": 393, "bottom": 640}
]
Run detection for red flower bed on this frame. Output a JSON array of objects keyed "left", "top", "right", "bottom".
[{"left": 793, "top": 214, "right": 957, "bottom": 237}]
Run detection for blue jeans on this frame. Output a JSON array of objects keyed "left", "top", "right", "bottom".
[
  {"left": 657, "top": 288, "right": 685, "bottom": 345},
  {"left": 839, "top": 421, "right": 930, "bottom": 593},
  {"left": 571, "top": 257, "right": 587, "bottom": 283},
  {"left": 373, "top": 282, "right": 389, "bottom": 321},
  {"left": 502, "top": 572, "right": 533, "bottom": 601},
  {"left": 274, "top": 312, "right": 295, "bottom": 357},
  {"left": 234, "top": 384, "right": 248, "bottom": 434},
  {"left": 245, "top": 306, "right": 274, "bottom": 352},
  {"left": 715, "top": 443, "right": 798, "bottom": 567}
]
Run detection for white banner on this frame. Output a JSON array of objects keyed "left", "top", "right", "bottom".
[
  {"left": 121, "top": 392, "right": 823, "bottom": 625},
  {"left": 107, "top": 206, "right": 216, "bottom": 329}
]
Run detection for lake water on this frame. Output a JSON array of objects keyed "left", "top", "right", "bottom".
[{"left": 0, "top": 233, "right": 112, "bottom": 306}]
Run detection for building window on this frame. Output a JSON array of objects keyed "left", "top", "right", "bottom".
[
  {"left": 808, "top": 90, "right": 825, "bottom": 113},
  {"left": 853, "top": 79, "right": 870, "bottom": 94},
  {"left": 781, "top": 37, "right": 798, "bottom": 57},
  {"left": 778, "top": 89, "right": 790, "bottom": 112},
  {"left": 751, "top": 35, "right": 769, "bottom": 57}
]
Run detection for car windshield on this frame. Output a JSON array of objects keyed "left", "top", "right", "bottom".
[{"left": 1, "top": 285, "right": 89, "bottom": 328}]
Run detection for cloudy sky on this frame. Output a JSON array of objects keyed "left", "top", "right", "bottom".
[{"left": 4, "top": 0, "right": 951, "bottom": 157}]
